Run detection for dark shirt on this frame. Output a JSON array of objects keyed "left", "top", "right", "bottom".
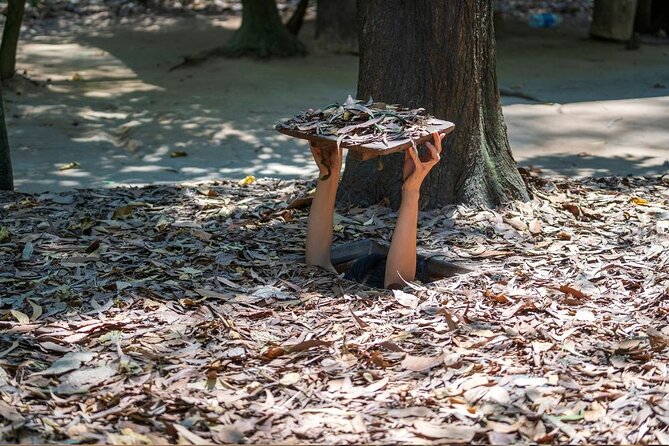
[{"left": 344, "top": 254, "right": 429, "bottom": 289}]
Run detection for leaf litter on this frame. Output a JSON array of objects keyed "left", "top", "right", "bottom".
[
  {"left": 277, "top": 95, "right": 440, "bottom": 148},
  {"left": 0, "top": 174, "right": 668, "bottom": 444}
]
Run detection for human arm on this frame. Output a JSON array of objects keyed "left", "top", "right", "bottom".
[
  {"left": 305, "top": 144, "right": 343, "bottom": 271},
  {"left": 384, "top": 132, "right": 445, "bottom": 288}
]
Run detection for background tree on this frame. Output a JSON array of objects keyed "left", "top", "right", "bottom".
[
  {"left": 222, "top": 0, "right": 305, "bottom": 57},
  {"left": 286, "top": 0, "right": 309, "bottom": 36},
  {"left": 338, "top": 0, "right": 529, "bottom": 209},
  {"left": 0, "top": 0, "right": 26, "bottom": 80},
  {"left": 315, "top": 0, "right": 358, "bottom": 53},
  {"left": 591, "top": 0, "right": 638, "bottom": 41},
  {"left": 0, "top": 86, "right": 12, "bottom": 191}
]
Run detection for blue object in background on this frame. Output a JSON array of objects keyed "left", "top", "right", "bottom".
[{"left": 528, "top": 12, "right": 563, "bottom": 29}]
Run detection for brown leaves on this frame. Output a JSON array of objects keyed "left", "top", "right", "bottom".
[
  {"left": 263, "top": 339, "right": 332, "bottom": 359},
  {"left": 413, "top": 420, "right": 478, "bottom": 442},
  {"left": 647, "top": 328, "right": 669, "bottom": 351},
  {"left": 393, "top": 289, "right": 419, "bottom": 308},
  {"left": 0, "top": 175, "right": 667, "bottom": 444},
  {"left": 401, "top": 353, "right": 445, "bottom": 372},
  {"left": 484, "top": 289, "right": 511, "bottom": 304},
  {"left": 562, "top": 203, "right": 582, "bottom": 218},
  {"left": 559, "top": 285, "right": 588, "bottom": 299},
  {"left": 54, "top": 365, "right": 117, "bottom": 394}
]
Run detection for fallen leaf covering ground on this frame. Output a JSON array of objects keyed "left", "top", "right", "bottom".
[{"left": 1, "top": 174, "right": 668, "bottom": 444}]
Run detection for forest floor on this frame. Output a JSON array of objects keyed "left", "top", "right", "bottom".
[
  {"left": 0, "top": 174, "right": 668, "bottom": 443},
  {"left": 3, "top": 8, "right": 669, "bottom": 192}
]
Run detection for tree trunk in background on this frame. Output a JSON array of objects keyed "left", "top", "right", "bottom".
[
  {"left": 0, "top": 88, "right": 13, "bottom": 191},
  {"left": 338, "top": 0, "right": 529, "bottom": 210},
  {"left": 635, "top": 0, "right": 653, "bottom": 32},
  {"left": 286, "top": 0, "right": 309, "bottom": 35},
  {"left": 0, "top": 0, "right": 26, "bottom": 80},
  {"left": 650, "top": 0, "right": 669, "bottom": 34},
  {"left": 591, "top": 0, "right": 638, "bottom": 41},
  {"left": 223, "top": 0, "right": 305, "bottom": 57},
  {"left": 315, "top": 0, "right": 358, "bottom": 53}
]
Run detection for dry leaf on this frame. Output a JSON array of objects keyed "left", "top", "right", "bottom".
[
  {"left": 172, "top": 424, "right": 208, "bottom": 445},
  {"left": 279, "top": 372, "right": 301, "bottom": 386},
  {"left": 646, "top": 328, "right": 669, "bottom": 351},
  {"left": 529, "top": 218, "right": 542, "bottom": 235},
  {"left": 504, "top": 216, "right": 528, "bottom": 231},
  {"left": 584, "top": 401, "right": 606, "bottom": 422},
  {"left": 559, "top": 285, "right": 587, "bottom": 299},
  {"left": 574, "top": 309, "right": 595, "bottom": 322},
  {"left": 238, "top": 175, "right": 256, "bottom": 186},
  {"left": 393, "top": 290, "right": 419, "bottom": 308},
  {"left": 34, "top": 352, "right": 95, "bottom": 376},
  {"left": 562, "top": 203, "right": 581, "bottom": 218},
  {"left": 413, "top": 420, "right": 478, "bottom": 442},
  {"left": 10, "top": 309, "right": 30, "bottom": 324},
  {"left": 401, "top": 353, "right": 445, "bottom": 372},
  {"left": 59, "top": 161, "right": 80, "bottom": 170},
  {"left": 113, "top": 206, "right": 134, "bottom": 220}
]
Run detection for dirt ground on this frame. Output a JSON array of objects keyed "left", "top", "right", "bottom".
[{"left": 4, "top": 13, "right": 669, "bottom": 193}]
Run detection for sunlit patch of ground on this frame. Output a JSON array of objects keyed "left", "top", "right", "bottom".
[{"left": 4, "top": 14, "right": 669, "bottom": 193}]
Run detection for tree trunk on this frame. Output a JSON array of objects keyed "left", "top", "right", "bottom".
[
  {"left": 286, "top": 0, "right": 309, "bottom": 36},
  {"left": 223, "top": 0, "right": 305, "bottom": 58},
  {"left": 635, "top": 0, "right": 653, "bottom": 33},
  {"left": 591, "top": 0, "right": 639, "bottom": 41},
  {"left": 650, "top": 0, "right": 669, "bottom": 34},
  {"left": 338, "top": 0, "right": 529, "bottom": 210},
  {"left": 0, "top": 0, "right": 25, "bottom": 81},
  {"left": 315, "top": 0, "right": 358, "bottom": 53},
  {"left": 0, "top": 87, "right": 13, "bottom": 191}
]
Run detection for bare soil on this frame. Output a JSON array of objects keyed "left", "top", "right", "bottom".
[{"left": 2, "top": 13, "right": 668, "bottom": 192}]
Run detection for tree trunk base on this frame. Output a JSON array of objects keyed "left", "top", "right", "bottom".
[{"left": 338, "top": 1, "right": 529, "bottom": 210}]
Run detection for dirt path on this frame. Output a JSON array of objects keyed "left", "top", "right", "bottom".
[{"left": 5, "top": 14, "right": 669, "bottom": 192}]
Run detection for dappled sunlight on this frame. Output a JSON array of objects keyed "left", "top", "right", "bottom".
[
  {"left": 8, "top": 13, "right": 668, "bottom": 193},
  {"left": 9, "top": 16, "right": 353, "bottom": 192},
  {"left": 508, "top": 96, "right": 669, "bottom": 177}
]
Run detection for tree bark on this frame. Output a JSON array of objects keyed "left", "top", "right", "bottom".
[
  {"left": 223, "top": 0, "right": 305, "bottom": 58},
  {"left": 635, "top": 0, "right": 653, "bottom": 33},
  {"left": 338, "top": 0, "right": 529, "bottom": 210},
  {"left": 591, "top": 0, "right": 639, "bottom": 41},
  {"left": 0, "top": 87, "right": 13, "bottom": 191},
  {"left": 315, "top": 0, "right": 358, "bottom": 53},
  {"left": 286, "top": 0, "right": 309, "bottom": 36},
  {"left": 650, "top": 0, "right": 669, "bottom": 34},
  {"left": 0, "top": 0, "right": 25, "bottom": 81}
]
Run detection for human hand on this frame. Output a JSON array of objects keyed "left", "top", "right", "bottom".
[
  {"left": 402, "top": 132, "right": 445, "bottom": 193},
  {"left": 310, "top": 143, "right": 343, "bottom": 181}
]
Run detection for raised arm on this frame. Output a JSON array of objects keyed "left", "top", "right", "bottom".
[
  {"left": 305, "top": 143, "right": 343, "bottom": 271},
  {"left": 384, "top": 132, "right": 445, "bottom": 288}
]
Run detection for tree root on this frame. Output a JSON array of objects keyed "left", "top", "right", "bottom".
[
  {"left": 499, "top": 87, "right": 541, "bottom": 102},
  {"left": 169, "top": 37, "right": 305, "bottom": 71}
]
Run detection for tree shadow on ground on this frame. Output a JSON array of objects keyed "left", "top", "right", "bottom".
[
  {"left": 7, "top": 13, "right": 669, "bottom": 193},
  {"left": 519, "top": 153, "right": 669, "bottom": 178},
  {"left": 8, "top": 15, "right": 358, "bottom": 192}
]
